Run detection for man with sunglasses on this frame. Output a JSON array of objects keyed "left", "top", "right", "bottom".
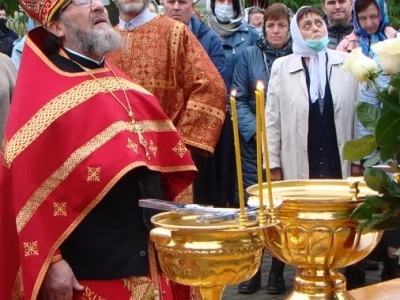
[{"left": 0, "top": 0, "right": 198, "bottom": 299}]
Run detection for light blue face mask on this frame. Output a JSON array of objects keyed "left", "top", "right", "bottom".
[
  {"left": 305, "top": 36, "right": 329, "bottom": 52},
  {"left": 214, "top": 5, "right": 235, "bottom": 23},
  {"left": 255, "top": 28, "right": 263, "bottom": 35}
]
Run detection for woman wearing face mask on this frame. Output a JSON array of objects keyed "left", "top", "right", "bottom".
[
  {"left": 203, "top": 0, "right": 259, "bottom": 209},
  {"left": 337, "top": 0, "right": 396, "bottom": 54},
  {"left": 246, "top": 7, "right": 265, "bottom": 36},
  {"left": 206, "top": 0, "right": 260, "bottom": 92},
  {"left": 230, "top": 3, "right": 293, "bottom": 295},
  {"left": 266, "top": 6, "right": 362, "bottom": 288}
]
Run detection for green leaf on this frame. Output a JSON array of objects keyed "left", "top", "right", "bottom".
[
  {"left": 378, "top": 92, "right": 400, "bottom": 116},
  {"left": 356, "top": 101, "right": 382, "bottom": 133},
  {"left": 360, "top": 210, "right": 396, "bottom": 229},
  {"left": 366, "top": 195, "right": 390, "bottom": 209},
  {"left": 351, "top": 201, "right": 375, "bottom": 219},
  {"left": 363, "top": 152, "right": 381, "bottom": 168},
  {"left": 388, "top": 180, "right": 400, "bottom": 195},
  {"left": 363, "top": 168, "right": 392, "bottom": 192},
  {"left": 390, "top": 73, "right": 400, "bottom": 91},
  {"left": 343, "top": 135, "right": 377, "bottom": 161},
  {"left": 380, "top": 144, "right": 397, "bottom": 162},
  {"left": 375, "top": 112, "right": 400, "bottom": 147}
]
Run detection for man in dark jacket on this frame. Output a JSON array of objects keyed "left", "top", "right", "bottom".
[
  {"left": 321, "top": 0, "right": 353, "bottom": 49},
  {"left": 163, "top": 0, "right": 226, "bottom": 81}
]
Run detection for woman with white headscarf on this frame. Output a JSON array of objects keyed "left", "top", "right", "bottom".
[{"left": 266, "top": 6, "right": 362, "bottom": 182}]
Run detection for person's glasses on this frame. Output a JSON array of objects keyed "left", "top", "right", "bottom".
[{"left": 61, "top": 0, "right": 110, "bottom": 12}]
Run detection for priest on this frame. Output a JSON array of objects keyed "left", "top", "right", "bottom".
[{"left": 0, "top": 0, "right": 197, "bottom": 299}]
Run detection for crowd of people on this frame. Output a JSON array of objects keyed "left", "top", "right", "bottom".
[{"left": 0, "top": 0, "right": 399, "bottom": 299}]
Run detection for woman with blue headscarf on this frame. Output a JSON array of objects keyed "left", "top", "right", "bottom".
[
  {"left": 338, "top": 0, "right": 400, "bottom": 284},
  {"left": 337, "top": 0, "right": 396, "bottom": 55}
]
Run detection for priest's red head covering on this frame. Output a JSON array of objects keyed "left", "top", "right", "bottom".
[{"left": 19, "top": 0, "right": 69, "bottom": 26}]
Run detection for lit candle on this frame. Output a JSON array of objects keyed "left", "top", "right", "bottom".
[
  {"left": 257, "top": 81, "right": 274, "bottom": 212},
  {"left": 255, "top": 88, "right": 264, "bottom": 215},
  {"left": 230, "top": 90, "right": 246, "bottom": 216}
]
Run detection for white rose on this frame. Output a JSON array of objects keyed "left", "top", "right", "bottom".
[
  {"left": 371, "top": 37, "right": 400, "bottom": 75},
  {"left": 343, "top": 47, "right": 379, "bottom": 83}
]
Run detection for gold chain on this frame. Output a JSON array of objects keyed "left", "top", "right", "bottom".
[{"left": 60, "top": 50, "right": 151, "bottom": 160}]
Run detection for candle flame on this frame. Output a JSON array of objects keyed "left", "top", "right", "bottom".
[
  {"left": 256, "top": 81, "right": 264, "bottom": 91},
  {"left": 231, "top": 90, "right": 237, "bottom": 97}
]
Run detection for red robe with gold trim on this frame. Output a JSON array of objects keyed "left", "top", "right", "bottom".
[
  {"left": 0, "top": 28, "right": 197, "bottom": 300},
  {"left": 108, "top": 15, "right": 227, "bottom": 156}
]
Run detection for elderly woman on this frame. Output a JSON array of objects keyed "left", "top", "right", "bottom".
[
  {"left": 231, "top": 3, "right": 293, "bottom": 294},
  {"left": 266, "top": 5, "right": 363, "bottom": 287},
  {"left": 337, "top": 0, "right": 396, "bottom": 54},
  {"left": 266, "top": 6, "right": 361, "bottom": 182}
]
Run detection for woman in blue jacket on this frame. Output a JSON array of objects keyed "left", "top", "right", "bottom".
[
  {"left": 231, "top": 3, "right": 293, "bottom": 295},
  {"left": 206, "top": 0, "right": 259, "bottom": 92},
  {"left": 204, "top": 0, "right": 259, "bottom": 208}
]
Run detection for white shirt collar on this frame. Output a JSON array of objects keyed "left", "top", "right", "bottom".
[
  {"left": 63, "top": 47, "right": 104, "bottom": 65},
  {"left": 118, "top": 8, "right": 156, "bottom": 31}
]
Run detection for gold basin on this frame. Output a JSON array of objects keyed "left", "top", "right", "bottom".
[
  {"left": 247, "top": 179, "right": 382, "bottom": 300},
  {"left": 150, "top": 212, "right": 267, "bottom": 300}
]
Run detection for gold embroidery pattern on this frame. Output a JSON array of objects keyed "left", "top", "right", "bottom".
[
  {"left": 24, "top": 241, "right": 39, "bottom": 256},
  {"left": 11, "top": 267, "right": 24, "bottom": 299},
  {"left": 186, "top": 100, "right": 225, "bottom": 121},
  {"left": 16, "top": 120, "right": 175, "bottom": 233},
  {"left": 53, "top": 202, "right": 67, "bottom": 216},
  {"left": 123, "top": 277, "right": 155, "bottom": 300},
  {"left": 81, "top": 286, "right": 107, "bottom": 300},
  {"left": 127, "top": 138, "right": 138, "bottom": 153},
  {"left": 2, "top": 77, "right": 153, "bottom": 169},
  {"left": 172, "top": 140, "right": 187, "bottom": 158},
  {"left": 87, "top": 167, "right": 101, "bottom": 182},
  {"left": 149, "top": 140, "right": 158, "bottom": 157}
]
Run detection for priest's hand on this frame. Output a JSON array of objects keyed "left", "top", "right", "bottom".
[{"left": 39, "top": 260, "right": 84, "bottom": 300}]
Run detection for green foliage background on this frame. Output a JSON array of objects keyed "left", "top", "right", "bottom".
[
  {"left": 247, "top": 0, "right": 400, "bottom": 29},
  {"left": 0, "top": 0, "right": 19, "bottom": 15}
]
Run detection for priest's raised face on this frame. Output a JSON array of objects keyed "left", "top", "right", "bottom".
[{"left": 48, "top": 0, "right": 122, "bottom": 61}]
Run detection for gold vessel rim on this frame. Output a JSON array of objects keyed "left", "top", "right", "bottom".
[{"left": 151, "top": 212, "right": 277, "bottom": 231}]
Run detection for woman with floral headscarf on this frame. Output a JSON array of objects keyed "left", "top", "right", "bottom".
[
  {"left": 338, "top": 0, "right": 400, "bottom": 284},
  {"left": 231, "top": 3, "right": 293, "bottom": 294},
  {"left": 337, "top": 0, "right": 396, "bottom": 55}
]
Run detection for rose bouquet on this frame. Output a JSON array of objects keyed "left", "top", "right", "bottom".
[{"left": 343, "top": 36, "right": 400, "bottom": 230}]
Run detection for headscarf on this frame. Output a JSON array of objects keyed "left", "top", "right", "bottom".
[
  {"left": 205, "top": 0, "right": 245, "bottom": 38},
  {"left": 290, "top": 6, "right": 329, "bottom": 103},
  {"left": 354, "top": 0, "right": 390, "bottom": 56}
]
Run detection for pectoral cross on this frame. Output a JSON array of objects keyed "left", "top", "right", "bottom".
[{"left": 128, "top": 112, "right": 151, "bottom": 160}]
